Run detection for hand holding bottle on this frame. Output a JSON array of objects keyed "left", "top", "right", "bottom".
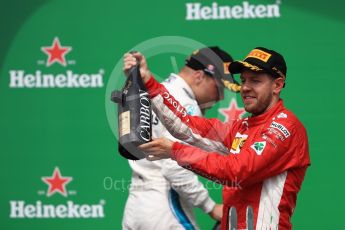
[{"left": 123, "top": 52, "right": 151, "bottom": 83}]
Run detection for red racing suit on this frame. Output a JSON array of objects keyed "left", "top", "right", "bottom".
[{"left": 145, "top": 77, "right": 310, "bottom": 230}]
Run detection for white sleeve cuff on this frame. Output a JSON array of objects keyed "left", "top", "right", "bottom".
[{"left": 200, "top": 197, "right": 216, "bottom": 213}]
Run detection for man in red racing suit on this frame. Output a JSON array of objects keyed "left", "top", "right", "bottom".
[{"left": 124, "top": 47, "right": 311, "bottom": 230}]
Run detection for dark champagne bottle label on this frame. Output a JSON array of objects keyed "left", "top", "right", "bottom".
[{"left": 111, "top": 63, "right": 152, "bottom": 160}]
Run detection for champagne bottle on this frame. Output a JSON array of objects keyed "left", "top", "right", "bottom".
[{"left": 111, "top": 56, "right": 152, "bottom": 160}]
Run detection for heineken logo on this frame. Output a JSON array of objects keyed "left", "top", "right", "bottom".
[
  {"left": 219, "top": 98, "right": 246, "bottom": 123},
  {"left": 9, "top": 167, "right": 105, "bottom": 219},
  {"left": 10, "top": 200, "right": 105, "bottom": 219},
  {"left": 41, "top": 167, "right": 72, "bottom": 197},
  {"left": 41, "top": 37, "right": 72, "bottom": 67},
  {"left": 186, "top": 1, "right": 281, "bottom": 21},
  {"left": 9, "top": 70, "right": 104, "bottom": 88},
  {"left": 251, "top": 141, "right": 266, "bottom": 155},
  {"left": 9, "top": 37, "right": 104, "bottom": 88}
]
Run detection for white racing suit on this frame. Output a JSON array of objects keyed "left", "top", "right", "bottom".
[{"left": 122, "top": 74, "right": 216, "bottom": 230}]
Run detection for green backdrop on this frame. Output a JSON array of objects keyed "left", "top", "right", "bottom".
[{"left": 1, "top": 0, "right": 345, "bottom": 229}]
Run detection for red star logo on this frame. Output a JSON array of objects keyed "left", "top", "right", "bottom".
[
  {"left": 42, "top": 167, "right": 72, "bottom": 197},
  {"left": 41, "top": 37, "right": 72, "bottom": 66},
  {"left": 219, "top": 98, "right": 246, "bottom": 123}
]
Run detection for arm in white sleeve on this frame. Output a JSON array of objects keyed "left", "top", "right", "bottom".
[{"left": 161, "top": 158, "right": 216, "bottom": 213}]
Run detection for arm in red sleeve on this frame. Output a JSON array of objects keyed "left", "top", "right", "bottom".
[
  {"left": 145, "top": 76, "right": 232, "bottom": 154},
  {"left": 171, "top": 120, "right": 310, "bottom": 187}
]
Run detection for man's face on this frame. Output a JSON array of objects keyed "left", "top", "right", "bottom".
[
  {"left": 196, "top": 74, "right": 220, "bottom": 109},
  {"left": 240, "top": 70, "right": 277, "bottom": 115}
]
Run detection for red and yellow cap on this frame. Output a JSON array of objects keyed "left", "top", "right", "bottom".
[{"left": 229, "top": 47, "right": 287, "bottom": 78}]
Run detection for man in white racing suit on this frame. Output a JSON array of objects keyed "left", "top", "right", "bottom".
[{"left": 122, "top": 47, "right": 238, "bottom": 230}]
